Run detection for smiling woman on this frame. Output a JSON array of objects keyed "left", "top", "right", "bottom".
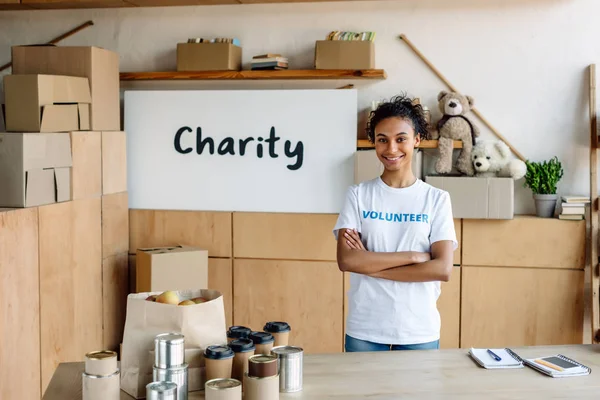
[{"left": 332, "top": 93, "right": 458, "bottom": 353}]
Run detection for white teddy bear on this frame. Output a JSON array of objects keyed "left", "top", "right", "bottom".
[{"left": 471, "top": 140, "right": 527, "bottom": 180}]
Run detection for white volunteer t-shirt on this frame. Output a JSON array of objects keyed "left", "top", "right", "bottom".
[{"left": 333, "top": 176, "right": 457, "bottom": 345}]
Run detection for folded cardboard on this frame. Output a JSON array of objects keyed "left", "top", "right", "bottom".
[
  {"left": 425, "top": 176, "right": 514, "bottom": 219},
  {"left": 0, "top": 132, "right": 73, "bottom": 207},
  {"left": 135, "top": 245, "right": 208, "bottom": 293},
  {"left": 176, "top": 42, "right": 242, "bottom": 71},
  {"left": 4, "top": 74, "right": 91, "bottom": 133},
  {"left": 315, "top": 40, "right": 375, "bottom": 69},
  {"left": 11, "top": 45, "right": 120, "bottom": 131}
]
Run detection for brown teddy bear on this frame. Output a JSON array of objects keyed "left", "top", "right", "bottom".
[{"left": 431, "top": 90, "right": 480, "bottom": 176}]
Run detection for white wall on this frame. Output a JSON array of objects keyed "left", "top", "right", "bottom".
[{"left": 0, "top": 0, "right": 597, "bottom": 215}]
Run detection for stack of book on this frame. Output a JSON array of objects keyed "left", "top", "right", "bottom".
[
  {"left": 558, "top": 196, "right": 590, "bottom": 220},
  {"left": 251, "top": 54, "right": 288, "bottom": 70},
  {"left": 326, "top": 31, "right": 376, "bottom": 41}
]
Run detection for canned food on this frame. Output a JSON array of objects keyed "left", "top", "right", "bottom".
[
  {"left": 147, "top": 381, "right": 178, "bottom": 400},
  {"left": 85, "top": 350, "right": 118, "bottom": 376},
  {"left": 155, "top": 332, "right": 185, "bottom": 368},
  {"left": 271, "top": 345, "right": 303, "bottom": 392},
  {"left": 243, "top": 373, "right": 279, "bottom": 400},
  {"left": 205, "top": 378, "right": 242, "bottom": 400},
  {"left": 153, "top": 363, "right": 188, "bottom": 400},
  {"left": 82, "top": 369, "right": 120, "bottom": 400},
  {"left": 248, "top": 354, "right": 278, "bottom": 378}
]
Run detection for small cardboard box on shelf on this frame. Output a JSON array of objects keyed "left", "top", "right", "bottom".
[
  {"left": 176, "top": 42, "right": 242, "bottom": 71},
  {"left": 0, "top": 132, "right": 72, "bottom": 207},
  {"left": 314, "top": 40, "right": 375, "bottom": 70},
  {"left": 4, "top": 74, "right": 91, "bottom": 133}
]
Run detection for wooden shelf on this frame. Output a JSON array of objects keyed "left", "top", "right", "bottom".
[
  {"left": 357, "top": 139, "right": 463, "bottom": 149},
  {"left": 119, "top": 69, "right": 387, "bottom": 81}
]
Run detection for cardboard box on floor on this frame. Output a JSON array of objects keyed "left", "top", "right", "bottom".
[
  {"left": 0, "top": 132, "right": 72, "bottom": 207},
  {"left": 4, "top": 74, "right": 91, "bottom": 133},
  {"left": 176, "top": 42, "right": 242, "bottom": 71},
  {"left": 314, "top": 40, "right": 375, "bottom": 69},
  {"left": 11, "top": 45, "right": 120, "bottom": 131},
  {"left": 425, "top": 175, "right": 514, "bottom": 219},
  {"left": 135, "top": 245, "right": 208, "bottom": 293}
]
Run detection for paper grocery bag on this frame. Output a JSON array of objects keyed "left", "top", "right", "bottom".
[{"left": 120, "top": 289, "right": 227, "bottom": 399}]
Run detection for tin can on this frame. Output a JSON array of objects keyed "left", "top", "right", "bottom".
[
  {"left": 85, "top": 350, "right": 118, "bottom": 376},
  {"left": 205, "top": 378, "right": 242, "bottom": 400},
  {"left": 147, "top": 381, "right": 178, "bottom": 400},
  {"left": 155, "top": 332, "right": 185, "bottom": 368},
  {"left": 153, "top": 363, "right": 188, "bottom": 400},
  {"left": 243, "top": 373, "right": 279, "bottom": 400},
  {"left": 82, "top": 369, "right": 120, "bottom": 400},
  {"left": 248, "top": 354, "right": 278, "bottom": 378},
  {"left": 271, "top": 346, "right": 303, "bottom": 392}
]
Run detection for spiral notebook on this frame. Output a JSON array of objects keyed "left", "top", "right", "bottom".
[
  {"left": 468, "top": 348, "right": 524, "bottom": 369},
  {"left": 523, "top": 354, "right": 591, "bottom": 378}
]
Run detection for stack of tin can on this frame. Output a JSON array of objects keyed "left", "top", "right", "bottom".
[
  {"left": 148, "top": 333, "right": 189, "bottom": 400},
  {"left": 82, "top": 350, "right": 120, "bottom": 400}
]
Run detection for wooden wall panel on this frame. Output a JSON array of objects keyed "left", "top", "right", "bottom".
[
  {"left": 453, "top": 219, "right": 461, "bottom": 265},
  {"left": 103, "top": 253, "right": 129, "bottom": 353},
  {"left": 233, "top": 212, "right": 338, "bottom": 261},
  {"left": 70, "top": 131, "right": 102, "bottom": 200},
  {"left": 102, "top": 192, "right": 129, "bottom": 258},
  {"left": 438, "top": 267, "right": 461, "bottom": 349},
  {"left": 39, "top": 199, "right": 103, "bottom": 392},
  {"left": 0, "top": 209, "right": 41, "bottom": 400},
  {"left": 129, "top": 210, "right": 232, "bottom": 257},
  {"left": 462, "top": 216, "right": 585, "bottom": 269},
  {"left": 209, "top": 258, "right": 233, "bottom": 327},
  {"left": 101, "top": 131, "right": 127, "bottom": 195},
  {"left": 234, "top": 259, "right": 343, "bottom": 353},
  {"left": 461, "top": 266, "right": 584, "bottom": 348}
]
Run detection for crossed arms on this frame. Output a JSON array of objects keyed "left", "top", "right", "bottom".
[{"left": 336, "top": 228, "right": 454, "bottom": 282}]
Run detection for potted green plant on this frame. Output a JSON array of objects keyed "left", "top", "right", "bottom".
[{"left": 523, "top": 156, "right": 564, "bottom": 218}]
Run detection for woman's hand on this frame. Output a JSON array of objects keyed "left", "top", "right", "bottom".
[{"left": 344, "top": 228, "right": 367, "bottom": 251}]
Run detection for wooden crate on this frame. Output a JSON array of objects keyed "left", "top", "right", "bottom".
[
  {"left": 39, "top": 199, "right": 103, "bottom": 392},
  {"left": 0, "top": 208, "right": 41, "bottom": 400}
]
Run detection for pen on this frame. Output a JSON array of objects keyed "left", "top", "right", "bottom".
[{"left": 487, "top": 349, "right": 502, "bottom": 361}]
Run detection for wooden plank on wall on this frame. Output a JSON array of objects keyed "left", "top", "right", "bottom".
[
  {"left": 462, "top": 216, "right": 586, "bottom": 269},
  {"left": 209, "top": 258, "right": 233, "bottom": 328},
  {"left": 233, "top": 259, "right": 343, "bottom": 354},
  {"left": 39, "top": 199, "right": 103, "bottom": 392},
  {"left": 0, "top": 209, "right": 41, "bottom": 400},
  {"left": 453, "top": 219, "right": 461, "bottom": 265},
  {"left": 102, "top": 192, "right": 129, "bottom": 258},
  {"left": 438, "top": 267, "right": 461, "bottom": 349},
  {"left": 129, "top": 209, "right": 232, "bottom": 257},
  {"left": 103, "top": 253, "right": 129, "bottom": 352},
  {"left": 460, "top": 266, "right": 584, "bottom": 348},
  {"left": 233, "top": 212, "right": 338, "bottom": 261}
]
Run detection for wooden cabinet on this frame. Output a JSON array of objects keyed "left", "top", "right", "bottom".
[
  {"left": 460, "top": 266, "right": 584, "bottom": 348},
  {"left": 233, "top": 259, "right": 344, "bottom": 354},
  {"left": 438, "top": 267, "right": 461, "bottom": 348}
]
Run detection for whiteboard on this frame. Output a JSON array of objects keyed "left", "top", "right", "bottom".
[{"left": 124, "top": 89, "right": 357, "bottom": 213}]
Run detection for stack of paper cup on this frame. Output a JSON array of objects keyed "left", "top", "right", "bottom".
[
  {"left": 153, "top": 333, "right": 189, "bottom": 400},
  {"left": 82, "top": 350, "right": 120, "bottom": 400}
]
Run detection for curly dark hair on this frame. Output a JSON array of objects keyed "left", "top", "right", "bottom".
[{"left": 366, "top": 93, "right": 430, "bottom": 143}]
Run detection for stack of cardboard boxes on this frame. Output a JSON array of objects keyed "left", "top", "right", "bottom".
[{"left": 0, "top": 45, "right": 129, "bottom": 396}]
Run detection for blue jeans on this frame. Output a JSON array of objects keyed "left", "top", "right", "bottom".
[{"left": 344, "top": 334, "right": 439, "bottom": 352}]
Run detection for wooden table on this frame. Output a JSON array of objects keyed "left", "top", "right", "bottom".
[{"left": 44, "top": 344, "right": 600, "bottom": 399}]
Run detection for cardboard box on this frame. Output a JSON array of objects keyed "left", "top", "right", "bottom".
[
  {"left": 101, "top": 131, "right": 127, "bottom": 194},
  {"left": 315, "top": 40, "right": 375, "bottom": 69},
  {"left": 0, "top": 132, "right": 72, "bottom": 207},
  {"left": 176, "top": 43, "right": 242, "bottom": 71},
  {"left": 70, "top": 131, "right": 102, "bottom": 200},
  {"left": 11, "top": 45, "right": 120, "bottom": 131},
  {"left": 425, "top": 176, "right": 514, "bottom": 219},
  {"left": 4, "top": 74, "right": 91, "bottom": 133},
  {"left": 135, "top": 245, "right": 208, "bottom": 293}
]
